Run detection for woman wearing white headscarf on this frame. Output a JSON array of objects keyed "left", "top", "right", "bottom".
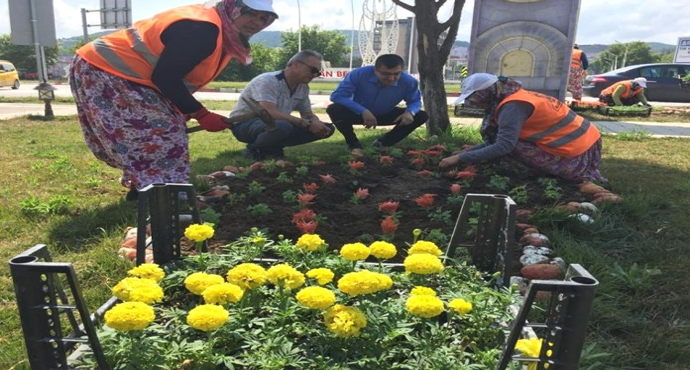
[
  {"left": 440, "top": 73, "right": 607, "bottom": 182},
  {"left": 69, "top": 0, "right": 277, "bottom": 199}
]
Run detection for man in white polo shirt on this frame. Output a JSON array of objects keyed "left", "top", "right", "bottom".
[{"left": 230, "top": 50, "right": 334, "bottom": 160}]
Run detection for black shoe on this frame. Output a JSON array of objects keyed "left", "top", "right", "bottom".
[
  {"left": 125, "top": 188, "right": 138, "bottom": 202},
  {"left": 242, "top": 146, "right": 265, "bottom": 161}
]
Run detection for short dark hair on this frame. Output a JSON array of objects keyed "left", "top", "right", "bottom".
[{"left": 375, "top": 54, "right": 404, "bottom": 69}]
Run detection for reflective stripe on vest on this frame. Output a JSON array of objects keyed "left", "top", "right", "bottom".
[{"left": 571, "top": 49, "right": 583, "bottom": 69}]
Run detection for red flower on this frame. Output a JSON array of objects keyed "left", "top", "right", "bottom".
[
  {"left": 406, "top": 150, "right": 423, "bottom": 157},
  {"left": 411, "top": 158, "right": 425, "bottom": 167},
  {"left": 423, "top": 150, "right": 441, "bottom": 158},
  {"left": 415, "top": 194, "right": 436, "bottom": 209},
  {"left": 426, "top": 144, "right": 446, "bottom": 152},
  {"left": 378, "top": 201, "right": 399, "bottom": 214},
  {"left": 297, "top": 193, "right": 316, "bottom": 206},
  {"left": 296, "top": 220, "right": 318, "bottom": 234},
  {"left": 381, "top": 216, "right": 399, "bottom": 235},
  {"left": 379, "top": 155, "right": 394, "bottom": 164},
  {"left": 417, "top": 170, "right": 432, "bottom": 177},
  {"left": 450, "top": 184, "right": 462, "bottom": 195},
  {"left": 355, "top": 188, "right": 370, "bottom": 199},
  {"left": 292, "top": 209, "right": 316, "bottom": 224},
  {"left": 319, "top": 174, "right": 337, "bottom": 184},
  {"left": 303, "top": 182, "right": 319, "bottom": 193},
  {"left": 348, "top": 160, "right": 365, "bottom": 170},
  {"left": 455, "top": 165, "right": 477, "bottom": 179}
]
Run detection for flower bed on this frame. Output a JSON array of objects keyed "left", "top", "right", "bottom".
[{"left": 74, "top": 229, "right": 532, "bottom": 369}]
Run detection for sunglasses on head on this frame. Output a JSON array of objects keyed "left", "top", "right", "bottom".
[{"left": 297, "top": 60, "right": 321, "bottom": 76}]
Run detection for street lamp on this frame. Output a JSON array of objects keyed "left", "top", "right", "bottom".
[
  {"left": 615, "top": 40, "right": 629, "bottom": 68},
  {"left": 34, "top": 81, "right": 56, "bottom": 119},
  {"left": 349, "top": 0, "right": 355, "bottom": 70},
  {"left": 297, "top": 0, "right": 302, "bottom": 52}
]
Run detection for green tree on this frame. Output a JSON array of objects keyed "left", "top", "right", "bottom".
[
  {"left": 0, "top": 34, "right": 59, "bottom": 74},
  {"left": 277, "top": 25, "right": 348, "bottom": 68},
  {"left": 217, "top": 42, "right": 280, "bottom": 81},
  {"left": 590, "top": 41, "right": 661, "bottom": 74}
]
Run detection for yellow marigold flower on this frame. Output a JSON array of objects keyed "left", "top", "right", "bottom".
[
  {"left": 369, "top": 241, "right": 397, "bottom": 260},
  {"left": 184, "top": 224, "right": 215, "bottom": 243},
  {"left": 127, "top": 263, "right": 165, "bottom": 282},
  {"left": 267, "top": 263, "right": 305, "bottom": 289},
  {"left": 295, "top": 234, "right": 326, "bottom": 251},
  {"left": 186, "top": 304, "right": 229, "bottom": 332},
  {"left": 323, "top": 304, "right": 367, "bottom": 338},
  {"left": 408, "top": 240, "right": 443, "bottom": 256},
  {"left": 340, "top": 242, "right": 370, "bottom": 261},
  {"left": 104, "top": 302, "right": 155, "bottom": 331},
  {"left": 184, "top": 272, "right": 225, "bottom": 295},
  {"left": 404, "top": 254, "right": 444, "bottom": 275},
  {"left": 406, "top": 295, "right": 445, "bottom": 318},
  {"left": 227, "top": 263, "right": 268, "bottom": 290},
  {"left": 112, "top": 277, "right": 164, "bottom": 304},
  {"left": 202, "top": 283, "right": 244, "bottom": 305},
  {"left": 252, "top": 237, "right": 266, "bottom": 247},
  {"left": 296, "top": 286, "right": 336, "bottom": 310},
  {"left": 337, "top": 270, "right": 393, "bottom": 296},
  {"left": 516, "top": 337, "right": 543, "bottom": 369},
  {"left": 448, "top": 298, "right": 473, "bottom": 316},
  {"left": 306, "top": 268, "right": 335, "bottom": 285},
  {"left": 410, "top": 286, "right": 437, "bottom": 296}
]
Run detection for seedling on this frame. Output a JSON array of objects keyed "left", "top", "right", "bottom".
[
  {"left": 276, "top": 172, "right": 293, "bottom": 183},
  {"left": 509, "top": 185, "right": 529, "bottom": 204},
  {"left": 538, "top": 178, "right": 562, "bottom": 200},
  {"left": 487, "top": 174, "right": 510, "bottom": 192},
  {"left": 246, "top": 203, "right": 273, "bottom": 217},
  {"left": 247, "top": 181, "right": 265, "bottom": 196},
  {"left": 282, "top": 190, "right": 297, "bottom": 203},
  {"left": 295, "top": 166, "right": 309, "bottom": 177}
]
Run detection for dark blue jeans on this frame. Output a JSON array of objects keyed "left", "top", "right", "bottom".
[
  {"left": 231, "top": 118, "right": 335, "bottom": 152},
  {"left": 326, "top": 103, "right": 429, "bottom": 149}
]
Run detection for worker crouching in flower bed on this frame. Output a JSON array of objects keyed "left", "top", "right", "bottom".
[{"left": 440, "top": 73, "right": 607, "bottom": 183}]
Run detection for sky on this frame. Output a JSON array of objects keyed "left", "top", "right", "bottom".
[{"left": 0, "top": 0, "right": 686, "bottom": 46}]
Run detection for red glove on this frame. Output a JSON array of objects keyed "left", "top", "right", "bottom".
[{"left": 189, "top": 107, "right": 231, "bottom": 132}]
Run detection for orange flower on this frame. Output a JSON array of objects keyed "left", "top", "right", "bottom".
[
  {"left": 450, "top": 184, "right": 462, "bottom": 195},
  {"left": 355, "top": 188, "right": 370, "bottom": 199},
  {"left": 406, "top": 150, "right": 423, "bottom": 157},
  {"left": 423, "top": 149, "right": 441, "bottom": 158},
  {"left": 415, "top": 194, "right": 435, "bottom": 209},
  {"left": 378, "top": 201, "right": 399, "bottom": 214},
  {"left": 303, "top": 182, "right": 319, "bottom": 193},
  {"left": 381, "top": 216, "right": 399, "bottom": 235},
  {"left": 292, "top": 209, "right": 316, "bottom": 224},
  {"left": 348, "top": 161, "right": 365, "bottom": 170},
  {"left": 319, "top": 174, "right": 337, "bottom": 184},
  {"left": 297, "top": 193, "right": 316, "bottom": 206},
  {"left": 426, "top": 144, "right": 446, "bottom": 152},
  {"left": 295, "top": 220, "right": 318, "bottom": 234},
  {"left": 379, "top": 155, "right": 394, "bottom": 165},
  {"left": 411, "top": 158, "right": 425, "bottom": 167}
]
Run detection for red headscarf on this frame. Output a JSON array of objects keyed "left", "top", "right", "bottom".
[{"left": 215, "top": 0, "right": 275, "bottom": 65}]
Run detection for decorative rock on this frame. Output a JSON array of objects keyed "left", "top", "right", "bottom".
[
  {"left": 520, "top": 235, "right": 548, "bottom": 247},
  {"left": 121, "top": 237, "right": 138, "bottom": 249},
  {"left": 556, "top": 202, "right": 580, "bottom": 213},
  {"left": 578, "top": 202, "right": 598, "bottom": 215},
  {"left": 569, "top": 213, "right": 594, "bottom": 223},
  {"left": 522, "top": 227, "right": 539, "bottom": 235},
  {"left": 515, "top": 223, "right": 538, "bottom": 232},
  {"left": 523, "top": 246, "right": 554, "bottom": 257},
  {"left": 592, "top": 193, "right": 623, "bottom": 204},
  {"left": 516, "top": 209, "right": 534, "bottom": 222},
  {"left": 520, "top": 264, "right": 564, "bottom": 280},
  {"left": 509, "top": 276, "right": 525, "bottom": 287},
  {"left": 579, "top": 181, "right": 607, "bottom": 194},
  {"left": 209, "top": 171, "right": 235, "bottom": 179},
  {"left": 222, "top": 165, "right": 241, "bottom": 173},
  {"left": 550, "top": 257, "right": 567, "bottom": 272},
  {"left": 123, "top": 227, "right": 138, "bottom": 241},
  {"left": 519, "top": 254, "right": 550, "bottom": 266},
  {"left": 249, "top": 162, "right": 263, "bottom": 171}
]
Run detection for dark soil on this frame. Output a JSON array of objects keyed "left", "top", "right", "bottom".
[{"left": 204, "top": 148, "right": 590, "bottom": 262}]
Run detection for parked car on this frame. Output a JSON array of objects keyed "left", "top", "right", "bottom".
[
  {"left": 583, "top": 63, "right": 690, "bottom": 102},
  {"left": 0, "top": 60, "right": 20, "bottom": 89}
]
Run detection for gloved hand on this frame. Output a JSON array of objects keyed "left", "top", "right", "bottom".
[{"left": 189, "top": 107, "right": 231, "bottom": 132}]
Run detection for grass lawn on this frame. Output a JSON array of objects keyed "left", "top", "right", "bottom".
[{"left": 0, "top": 114, "right": 689, "bottom": 369}]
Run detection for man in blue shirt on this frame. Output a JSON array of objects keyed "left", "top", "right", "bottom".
[{"left": 327, "top": 54, "right": 429, "bottom": 157}]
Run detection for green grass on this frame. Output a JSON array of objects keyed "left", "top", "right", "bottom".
[{"left": 0, "top": 115, "right": 689, "bottom": 369}]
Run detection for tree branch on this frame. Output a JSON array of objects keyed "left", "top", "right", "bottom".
[{"left": 391, "top": 0, "right": 415, "bottom": 13}]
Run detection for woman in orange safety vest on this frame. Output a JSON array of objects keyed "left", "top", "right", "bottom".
[
  {"left": 440, "top": 73, "right": 607, "bottom": 182},
  {"left": 567, "top": 44, "right": 588, "bottom": 100},
  {"left": 69, "top": 0, "right": 277, "bottom": 201},
  {"left": 599, "top": 78, "right": 650, "bottom": 106}
]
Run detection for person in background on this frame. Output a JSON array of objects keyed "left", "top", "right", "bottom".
[
  {"left": 327, "top": 54, "right": 428, "bottom": 157},
  {"left": 567, "top": 44, "right": 588, "bottom": 100},
  {"left": 439, "top": 73, "right": 607, "bottom": 183},
  {"left": 229, "top": 50, "right": 334, "bottom": 160},
  {"left": 69, "top": 0, "right": 277, "bottom": 201},
  {"left": 599, "top": 77, "right": 651, "bottom": 106}
]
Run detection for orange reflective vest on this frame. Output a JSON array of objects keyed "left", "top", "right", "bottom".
[
  {"left": 494, "top": 89, "right": 600, "bottom": 157},
  {"left": 77, "top": 4, "right": 231, "bottom": 93},
  {"left": 571, "top": 49, "right": 583, "bottom": 69},
  {"left": 601, "top": 80, "right": 642, "bottom": 99}
]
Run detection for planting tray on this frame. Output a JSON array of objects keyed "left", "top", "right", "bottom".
[{"left": 597, "top": 105, "right": 652, "bottom": 117}]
